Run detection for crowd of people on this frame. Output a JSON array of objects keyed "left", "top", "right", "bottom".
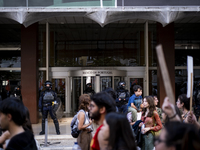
[
  {"left": 0, "top": 80, "right": 200, "bottom": 150},
  {"left": 75, "top": 82, "right": 200, "bottom": 150}
]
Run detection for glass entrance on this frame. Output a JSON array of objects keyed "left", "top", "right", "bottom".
[
  {"left": 114, "top": 76, "right": 125, "bottom": 91},
  {"left": 100, "top": 76, "right": 112, "bottom": 91},
  {"left": 71, "top": 77, "right": 81, "bottom": 113},
  {"left": 83, "top": 76, "right": 95, "bottom": 93},
  {"left": 52, "top": 79, "right": 65, "bottom": 111},
  {"left": 129, "top": 78, "right": 143, "bottom": 96}
]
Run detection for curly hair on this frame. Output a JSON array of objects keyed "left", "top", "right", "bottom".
[
  {"left": 78, "top": 94, "right": 91, "bottom": 111},
  {"left": 142, "top": 96, "right": 156, "bottom": 117}
]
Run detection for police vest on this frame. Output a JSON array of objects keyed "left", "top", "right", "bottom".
[{"left": 43, "top": 91, "right": 54, "bottom": 103}]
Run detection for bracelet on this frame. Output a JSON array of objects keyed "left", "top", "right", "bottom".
[{"left": 168, "top": 113, "right": 177, "bottom": 119}]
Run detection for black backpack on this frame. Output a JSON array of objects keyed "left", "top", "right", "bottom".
[{"left": 70, "top": 110, "right": 86, "bottom": 138}]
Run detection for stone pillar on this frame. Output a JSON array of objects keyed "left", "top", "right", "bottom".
[
  {"left": 21, "top": 23, "right": 39, "bottom": 124},
  {"left": 157, "top": 23, "right": 175, "bottom": 107}
]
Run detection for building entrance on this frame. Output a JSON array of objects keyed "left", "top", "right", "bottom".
[
  {"left": 69, "top": 70, "right": 126, "bottom": 113},
  {"left": 51, "top": 67, "right": 146, "bottom": 115}
]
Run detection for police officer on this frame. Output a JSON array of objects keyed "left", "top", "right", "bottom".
[
  {"left": 39, "top": 81, "right": 60, "bottom": 135},
  {"left": 13, "top": 86, "right": 22, "bottom": 101},
  {"left": 115, "top": 81, "right": 130, "bottom": 113},
  {"left": 83, "top": 83, "right": 95, "bottom": 96}
]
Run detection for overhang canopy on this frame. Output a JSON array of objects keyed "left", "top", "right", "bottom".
[{"left": 1, "top": 0, "right": 200, "bottom": 27}]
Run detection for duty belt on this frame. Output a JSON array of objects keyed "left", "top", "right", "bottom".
[{"left": 43, "top": 103, "right": 52, "bottom": 107}]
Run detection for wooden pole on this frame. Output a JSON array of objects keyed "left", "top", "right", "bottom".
[
  {"left": 190, "top": 73, "right": 193, "bottom": 111},
  {"left": 156, "top": 44, "right": 175, "bottom": 105}
]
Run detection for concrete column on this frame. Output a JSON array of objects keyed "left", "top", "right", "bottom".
[
  {"left": 95, "top": 75, "right": 100, "bottom": 93},
  {"left": 21, "top": 23, "right": 39, "bottom": 124},
  {"left": 157, "top": 23, "right": 175, "bottom": 107}
]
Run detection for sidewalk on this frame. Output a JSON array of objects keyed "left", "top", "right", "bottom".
[{"left": 32, "top": 117, "right": 76, "bottom": 150}]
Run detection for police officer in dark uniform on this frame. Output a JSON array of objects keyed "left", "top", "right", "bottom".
[
  {"left": 115, "top": 81, "right": 130, "bottom": 113},
  {"left": 83, "top": 83, "right": 95, "bottom": 97},
  {"left": 39, "top": 81, "right": 60, "bottom": 135},
  {"left": 13, "top": 86, "right": 22, "bottom": 101}
]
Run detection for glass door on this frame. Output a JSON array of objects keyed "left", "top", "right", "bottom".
[
  {"left": 52, "top": 79, "right": 65, "bottom": 111},
  {"left": 71, "top": 77, "right": 81, "bottom": 113},
  {"left": 100, "top": 76, "right": 112, "bottom": 91},
  {"left": 114, "top": 76, "right": 125, "bottom": 91},
  {"left": 129, "top": 78, "right": 143, "bottom": 96},
  {"left": 83, "top": 76, "right": 95, "bottom": 94}
]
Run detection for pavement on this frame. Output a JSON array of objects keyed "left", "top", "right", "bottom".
[
  {"left": 33, "top": 115, "right": 200, "bottom": 150},
  {"left": 33, "top": 117, "right": 76, "bottom": 150}
]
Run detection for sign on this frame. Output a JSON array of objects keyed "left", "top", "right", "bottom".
[
  {"left": 83, "top": 71, "right": 112, "bottom": 76},
  {"left": 187, "top": 56, "right": 193, "bottom": 98}
]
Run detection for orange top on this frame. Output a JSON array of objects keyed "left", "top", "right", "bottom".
[{"left": 141, "top": 111, "right": 162, "bottom": 132}]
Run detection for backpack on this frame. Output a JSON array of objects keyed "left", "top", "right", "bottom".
[{"left": 70, "top": 110, "right": 86, "bottom": 138}]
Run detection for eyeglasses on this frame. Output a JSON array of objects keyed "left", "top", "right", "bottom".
[{"left": 154, "top": 136, "right": 166, "bottom": 145}]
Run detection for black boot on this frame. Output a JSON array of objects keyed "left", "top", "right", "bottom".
[
  {"left": 54, "top": 120, "right": 60, "bottom": 135},
  {"left": 39, "top": 122, "right": 45, "bottom": 135}
]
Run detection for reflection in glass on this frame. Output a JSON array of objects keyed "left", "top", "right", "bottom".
[
  {"left": 71, "top": 77, "right": 81, "bottom": 113},
  {"left": 0, "top": 24, "right": 21, "bottom": 68},
  {"left": 83, "top": 77, "right": 95, "bottom": 92},
  {"left": 50, "top": 23, "right": 144, "bottom": 67},
  {"left": 148, "top": 24, "right": 157, "bottom": 67},
  {"left": 149, "top": 70, "right": 157, "bottom": 96},
  {"left": 0, "top": 71, "right": 21, "bottom": 98},
  {"left": 100, "top": 77, "right": 112, "bottom": 91},
  {"left": 38, "top": 24, "right": 46, "bottom": 67},
  {"left": 0, "top": 51, "right": 21, "bottom": 68},
  {"left": 52, "top": 79, "right": 65, "bottom": 111},
  {"left": 114, "top": 77, "right": 125, "bottom": 91},
  {"left": 129, "top": 78, "right": 143, "bottom": 96},
  {"left": 175, "top": 23, "right": 200, "bottom": 66}
]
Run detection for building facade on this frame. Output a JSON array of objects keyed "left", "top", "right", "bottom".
[{"left": 1, "top": 0, "right": 200, "bottom": 123}]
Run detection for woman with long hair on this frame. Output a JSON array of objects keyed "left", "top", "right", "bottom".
[
  {"left": 99, "top": 112, "right": 137, "bottom": 150},
  {"left": 77, "top": 94, "right": 93, "bottom": 150},
  {"left": 139, "top": 96, "right": 162, "bottom": 150}
]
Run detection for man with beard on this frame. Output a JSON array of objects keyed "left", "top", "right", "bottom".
[
  {"left": 0, "top": 97, "right": 37, "bottom": 150},
  {"left": 90, "top": 92, "right": 116, "bottom": 150}
]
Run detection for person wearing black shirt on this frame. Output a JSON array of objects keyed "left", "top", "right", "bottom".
[{"left": 0, "top": 97, "right": 37, "bottom": 150}]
